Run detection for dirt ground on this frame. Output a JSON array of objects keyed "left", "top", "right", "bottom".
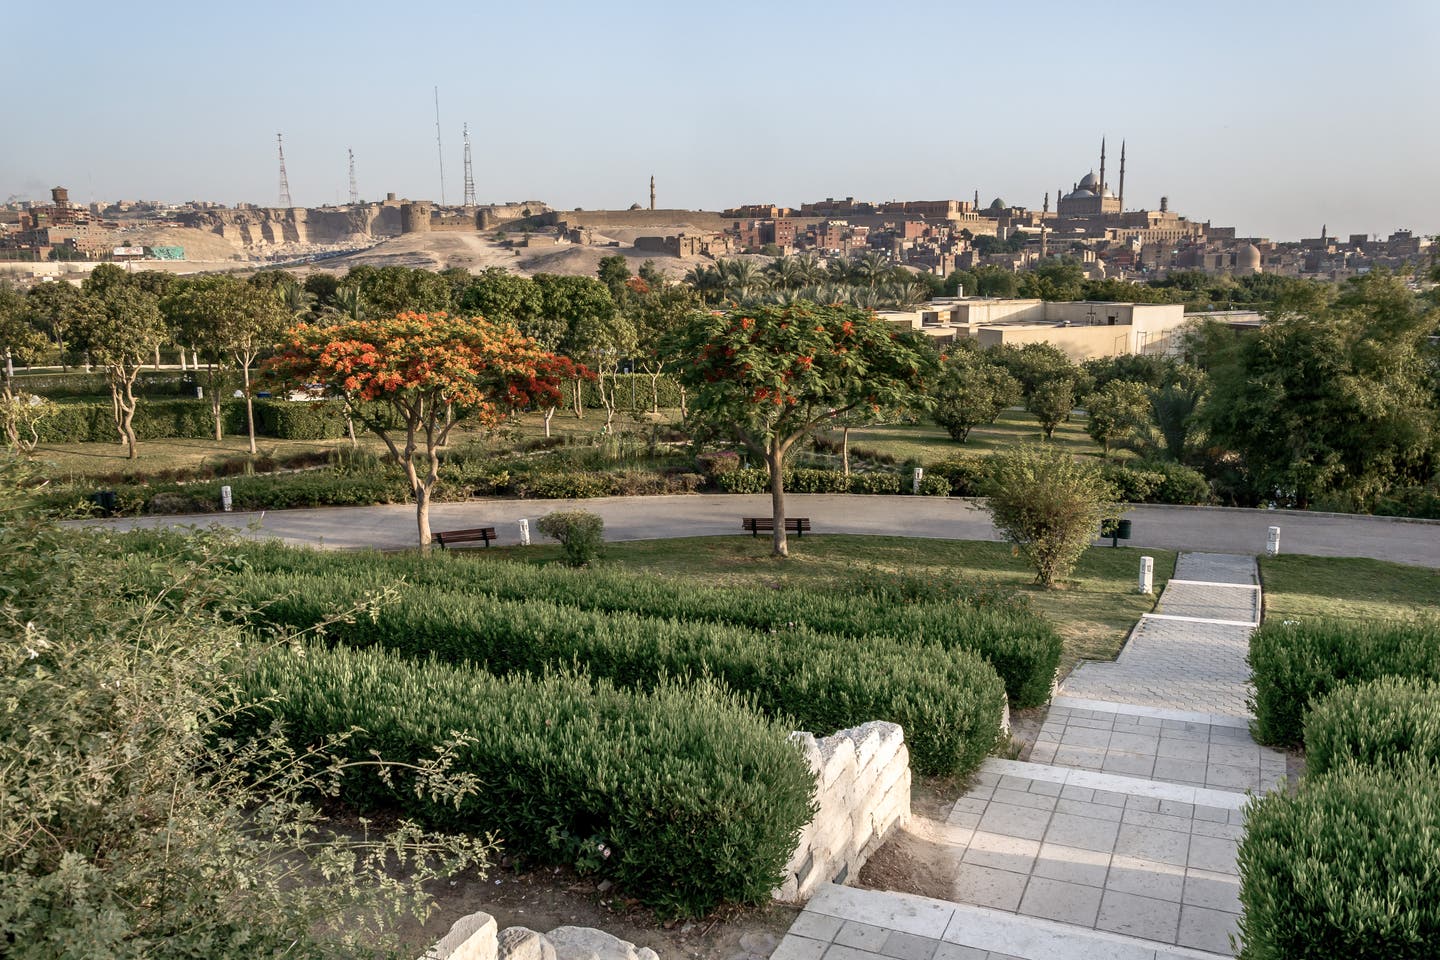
[
  {"left": 856, "top": 705, "right": 1047, "bottom": 902},
  {"left": 399, "top": 864, "right": 797, "bottom": 960}
]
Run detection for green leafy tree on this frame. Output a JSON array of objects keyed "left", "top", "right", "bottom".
[
  {"left": 0, "top": 465, "right": 493, "bottom": 957},
  {"left": 163, "top": 275, "right": 288, "bottom": 450},
  {"left": 1202, "top": 273, "right": 1438, "bottom": 508},
  {"left": 1083, "top": 379, "right": 1156, "bottom": 456},
  {"left": 671, "top": 302, "right": 933, "bottom": 557},
  {"left": 70, "top": 274, "right": 166, "bottom": 458},
  {"left": 932, "top": 347, "right": 1021, "bottom": 442},
  {"left": 984, "top": 444, "right": 1116, "bottom": 587},
  {"left": 458, "top": 268, "right": 544, "bottom": 334},
  {"left": 0, "top": 283, "right": 52, "bottom": 453},
  {"left": 628, "top": 281, "right": 704, "bottom": 415},
  {"left": 597, "top": 255, "right": 632, "bottom": 299},
  {"left": 23, "top": 280, "right": 81, "bottom": 365},
  {"left": 1151, "top": 364, "right": 1209, "bottom": 462},
  {"left": 1026, "top": 378, "right": 1077, "bottom": 440},
  {"left": 534, "top": 274, "right": 619, "bottom": 422},
  {"left": 1018, "top": 258, "right": 1086, "bottom": 301},
  {"left": 344, "top": 265, "right": 452, "bottom": 316}
]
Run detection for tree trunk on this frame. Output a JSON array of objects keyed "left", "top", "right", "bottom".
[
  {"left": 649, "top": 371, "right": 661, "bottom": 414},
  {"left": 208, "top": 362, "right": 223, "bottom": 440},
  {"left": 345, "top": 406, "right": 358, "bottom": 447},
  {"left": 242, "top": 363, "right": 256, "bottom": 455},
  {"left": 573, "top": 378, "right": 584, "bottom": 419},
  {"left": 543, "top": 405, "right": 556, "bottom": 438},
  {"left": 406, "top": 457, "right": 433, "bottom": 555},
  {"left": 842, "top": 426, "right": 850, "bottom": 478},
  {"left": 114, "top": 377, "right": 139, "bottom": 460},
  {"left": 153, "top": 345, "right": 162, "bottom": 370},
  {"left": 678, "top": 385, "right": 688, "bottom": 420},
  {"left": 767, "top": 439, "right": 788, "bottom": 558}
]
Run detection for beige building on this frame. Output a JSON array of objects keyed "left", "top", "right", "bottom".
[{"left": 879, "top": 297, "right": 1190, "bottom": 360}]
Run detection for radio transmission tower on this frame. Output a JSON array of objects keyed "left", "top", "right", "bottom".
[
  {"left": 276, "top": 133, "right": 292, "bottom": 208},
  {"left": 433, "top": 87, "right": 447, "bottom": 206},
  {"left": 462, "top": 123, "right": 476, "bottom": 208},
  {"left": 347, "top": 148, "right": 359, "bottom": 204}
]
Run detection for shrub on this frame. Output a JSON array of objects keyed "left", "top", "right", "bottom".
[
  {"left": 916, "top": 474, "right": 951, "bottom": 497},
  {"left": 1236, "top": 763, "right": 1440, "bottom": 958},
  {"left": 1102, "top": 459, "right": 1211, "bottom": 505},
  {"left": 229, "top": 544, "right": 1059, "bottom": 709},
  {"left": 786, "top": 468, "right": 850, "bottom": 494},
  {"left": 251, "top": 398, "right": 346, "bottom": 441},
  {"left": 717, "top": 468, "right": 769, "bottom": 494},
  {"left": 519, "top": 472, "right": 615, "bottom": 499},
  {"left": 984, "top": 444, "right": 1115, "bottom": 588},
  {"left": 1248, "top": 619, "right": 1440, "bottom": 746},
  {"left": 236, "top": 645, "right": 815, "bottom": 917},
  {"left": 537, "top": 510, "right": 606, "bottom": 567},
  {"left": 664, "top": 472, "right": 705, "bottom": 494},
  {"left": 238, "top": 575, "right": 1008, "bottom": 776},
  {"left": 848, "top": 472, "right": 902, "bottom": 494},
  {"left": 926, "top": 456, "right": 992, "bottom": 497},
  {"left": 1304, "top": 676, "right": 1440, "bottom": 777},
  {"left": 696, "top": 450, "right": 741, "bottom": 479},
  {"left": 1101, "top": 462, "right": 1164, "bottom": 503}
]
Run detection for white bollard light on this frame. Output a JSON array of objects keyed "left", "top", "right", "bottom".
[
  {"left": 517, "top": 518, "right": 531, "bottom": 546},
  {"left": 1267, "top": 525, "right": 1281, "bottom": 557},
  {"left": 195, "top": 385, "right": 204, "bottom": 399},
  {"left": 220, "top": 485, "right": 233, "bottom": 512},
  {"left": 912, "top": 467, "right": 924, "bottom": 494},
  {"left": 1138, "top": 555, "right": 1154, "bottom": 595}
]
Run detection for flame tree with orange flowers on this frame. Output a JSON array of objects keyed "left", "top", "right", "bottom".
[
  {"left": 670, "top": 301, "right": 935, "bottom": 557},
  {"left": 266, "top": 311, "right": 580, "bottom": 553}
]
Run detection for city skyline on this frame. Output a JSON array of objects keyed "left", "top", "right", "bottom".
[{"left": 3, "top": 0, "right": 1437, "bottom": 242}]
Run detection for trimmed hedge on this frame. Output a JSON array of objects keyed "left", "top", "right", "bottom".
[
  {"left": 1304, "top": 676, "right": 1440, "bottom": 777},
  {"left": 1248, "top": 619, "right": 1440, "bottom": 746},
  {"left": 235, "top": 645, "right": 815, "bottom": 917},
  {"left": 232, "top": 545, "right": 1061, "bottom": 708},
  {"left": 33, "top": 397, "right": 347, "bottom": 443},
  {"left": 1102, "top": 459, "right": 1212, "bottom": 505},
  {"left": 40, "top": 469, "right": 410, "bottom": 518},
  {"left": 925, "top": 457, "right": 993, "bottom": 497},
  {"left": 563, "top": 373, "right": 684, "bottom": 411},
  {"left": 1236, "top": 762, "right": 1440, "bottom": 958},
  {"left": 238, "top": 573, "right": 1009, "bottom": 776}
]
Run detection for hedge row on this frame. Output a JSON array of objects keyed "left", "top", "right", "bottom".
[
  {"left": 1237, "top": 762, "right": 1440, "bottom": 958},
  {"left": 40, "top": 469, "right": 411, "bottom": 519},
  {"left": 236, "top": 572, "right": 1008, "bottom": 775},
  {"left": 33, "top": 398, "right": 349, "bottom": 443},
  {"left": 235, "top": 544, "right": 1061, "bottom": 708},
  {"left": 562, "top": 373, "right": 685, "bottom": 411},
  {"left": 1247, "top": 619, "right": 1440, "bottom": 746},
  {"left": 717, "top": 468, "right": 906, "bottom": 496},
  {"left": 1303, "top": 676, "right": 1440, "bottom": 777},
  {"left": 234, "top": 645, "right": 815, "bottom": 917}
]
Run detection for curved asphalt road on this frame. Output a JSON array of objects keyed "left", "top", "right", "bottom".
[{"left": 82, "top": 494, "right": 1440, "bottom": 568}]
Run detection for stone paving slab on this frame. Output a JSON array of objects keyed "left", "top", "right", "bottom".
[
  {"left": 1171, "top": 554, "right": 1257, "bottom": 586},
  {"left": 779, "top": 884, "right": 1231, "bottom": 960},
  {"left": 1151, "top": 582, "right": 1259, "bottom": 625},
  {"left": 931, "top": 763, "right": 1243, "bottom": 952},
  {"left": 1028, "top": 705, "right": 1286, "bottom": 794}
]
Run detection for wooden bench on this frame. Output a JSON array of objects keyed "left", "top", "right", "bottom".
[
  {"left": 434, "top": 526, "right": 499, "bottom": 549},
  {"left": 741, "top": 517, "right": 811, "bottom": 538}
]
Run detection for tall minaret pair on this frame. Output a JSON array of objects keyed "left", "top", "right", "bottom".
[{"left": 1099, "top": 137, "right": 1126, "bottom": 211}]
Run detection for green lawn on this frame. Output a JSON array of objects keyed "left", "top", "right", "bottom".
[
  {"left": 816, "top": 408, "right": 1105, "bottom": 467},
  {"left": 482, "top": 534, "right": 1172, "bottom": 675},
  {"left": 1261, "top": 554, "right": 1440, "bottom": 623}
]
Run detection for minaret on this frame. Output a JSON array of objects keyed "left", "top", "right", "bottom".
[
  {"left": 649, "top": 175, "right": 655, "bottom": 211},
  {"left": 1118, "top": 140, "right": 1126, "bottom": 211},
  {"left": 1321, "top": 224, "right": 1327, "bottom": 243},
  {"left": 973, "top": 189, "right": 979, "bottom": 209},
  {"left": 1099, "top": 137, "right": 1107, "bottom": 197},
  {"left": 1043, "top": 191, "right": 1049, "bottom": 214}
]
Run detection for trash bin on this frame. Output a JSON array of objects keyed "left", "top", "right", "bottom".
[
  {"left": 90, "top": 490, "right": 118, "bottom": 517},
  {"left": 1116, "top": 519, "right": 1132, "bottom": 539}
]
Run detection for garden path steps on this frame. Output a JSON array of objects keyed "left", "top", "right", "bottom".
[{"left": 774, "top": 554, "right": 1282, "bottom": 960}]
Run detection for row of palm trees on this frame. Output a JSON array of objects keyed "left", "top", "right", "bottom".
[{"left": 683, "top": 252, "right": 934, "bottom": 309}]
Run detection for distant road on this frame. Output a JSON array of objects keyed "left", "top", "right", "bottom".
[{"left": 78, "top": 495, "right": 1440, "bottom": 568}]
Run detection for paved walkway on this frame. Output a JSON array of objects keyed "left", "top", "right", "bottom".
[
  {"left": 76, "top": 496, "right": 1440, "bottom": 567},
  {"left": 778, "top": 554, "right": 1281, "bottom": 959}
]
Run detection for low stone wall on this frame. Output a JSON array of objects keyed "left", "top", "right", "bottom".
[
  {"left": 422, "top": 912, "right": 658, "bottom": 960},
  {"left": 775, "top": 721, "right": 911, "bottom": 902}
]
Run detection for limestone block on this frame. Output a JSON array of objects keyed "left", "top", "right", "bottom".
[
  {"left": 498, "top": 927, "right": 556, "bottom": 960},
  {"left": 1000, "top": 693, "right": 1011, "bottom": 736},
  {"left": 818, "top": 737, "right": 857, "bottom": 789},
  {"left": 423, "top": 912, "right": 498, "bottom": 960},
  {"left": 771, "top": 872, "right": 801, "bottom": 902},
  {"left": 789, "top": 731, "right": 823, "bottom": 776},
  {"left": 834, "top": 721, "right": 887, "bottom": 771},
  {"left": 545, "top": 927, "right": 657, "bottom": 960},
  {"left": 868, "top": 724, "right": 905, "bottom": 774}
]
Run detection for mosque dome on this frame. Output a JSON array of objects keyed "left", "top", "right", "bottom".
[
  {"left": 1077, "top": 171, "right": 1100, "bottom": 190},
  {"left": 1236, "top": 243, "right": 1262, "bottom": 273},
  {"left": 987, "top": 197, "right": 1006, "bottom": 211},
  {"left": 1066, "top": 189, "right": 1096, "bottom": 200}
]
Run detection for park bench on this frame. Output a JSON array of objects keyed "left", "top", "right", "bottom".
[
  {"left": 434, "top": 526, "right": 499, "bottom": 549},
  {"left": 741, "top": 517, "right": 811, "bottom": 538}
]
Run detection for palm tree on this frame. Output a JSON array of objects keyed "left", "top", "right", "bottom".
[
  {"left": 326, "top": 285, "right": 365, "bottom": 321},
  {"left": 718, "top": 259, "right": 770, "bottom": 304},
  {"left": 883, "top": 278, "right": 931, "bottom": 309},
  {"left": 767, "top": 256, "right": 807, "bottom": 291},
  {"left": 277, "top": 279, "right": 316, "bottom": 321},
  {"left": 827, "top": 258, "right": 855, "bottom": 284},
  {"left": 852, "top": 250, "right": 892, "bottom": 289},
  {"left": 683, "top": 264, "right": 724, "bottom": 304},
  {"left": 850, "top": 287, "right": 883, "bottom": 310},
  {"left": 792, "top": 254, "right": 827, "bottom": 287}
]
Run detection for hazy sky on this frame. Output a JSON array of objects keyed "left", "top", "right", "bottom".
[{"left": 4, "top": 0, "right": 1436, "bottom": 242}]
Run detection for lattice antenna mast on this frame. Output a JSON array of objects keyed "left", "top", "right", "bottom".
[
  {"left": 276, "top": 133, "right": 292, "bottom": 208},
  {"left": 462, "top": 123, "right": 476, "bottom": 208},
  {"left": 348, "top": 148, "right": 358, "bottom": 204},
  {"left": 434, "top": 87, "right": 447, "bottom": 206}
]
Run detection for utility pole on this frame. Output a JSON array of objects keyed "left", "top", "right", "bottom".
[
  {"left": 462, "top": 123, "right": 476, "bottom": 207},
  {"left": 434, "top": 87, "right": 447, "bottom": 206},
  {"left": 277, "top": 133, "right": 292, "bottom": 208},
  {"left": 348, "top": 148, "right": 359, "bottom": 204}
]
